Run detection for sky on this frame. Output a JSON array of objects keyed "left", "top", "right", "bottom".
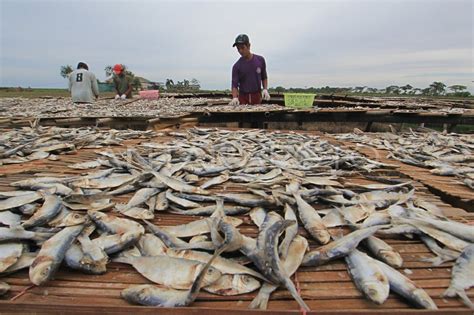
[{"left": 1, "top": 0, "right": 473, "bottom": 92}]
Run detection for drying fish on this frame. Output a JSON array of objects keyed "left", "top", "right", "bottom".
[
  {"left": 0, "top": 211, "right": 21, "bottom": 226},
  {"left": 345, "top": 249, "right": 390, "bottom": 305},
  {"left": 0, "top": 252, "right": 37, "bottom": 275},
  {"left": 0, "top": 243, "right": 24, "bottom": 272},
  {"left": 136, "top": 233, "right": 167, "bottom": 256},
  {"left": 0, "top": 226, "right": 53, "bottom": 242},
  {"left": 0, "top": 192, "right": 43, "bottom": 211},
  {"left": 29, "top": 224, "right": 84, "bottom": 285},
  {"left": 262, "top": 220, "right": 310, "bottom": 311},
  {"left": 420, "top": 235, "right": 460, "bottom": 266},
  {"left": 203, "top": 274, "right": 261, "bottom": 295},
  {"left": 249, "top": 235, "right": 308, "bottom": 310},
  {"left": 88, "top": 211, "right": 144, "bottom": 235},
  {"left": 162, "top": 216, "right": 242, "bottom": 238},
  {"left": 0, "top": 282, "right": 10, "bottom": 296},
  {"left": 290, "top": 184, "right": 330, "bottom": 244},
  {"left": 374, "top": 259, "right": 438, "bottom": 309},
  {"left": 443, "top": 244, "right": 474, "bottom": 309},
  {"left": 302, "top": 226, "right": 383, "bottom": 266},
  {"left": 22, "top": 194, "right": 62, "bottom": 229},
  {"left": 113, "top": 254, "right": 221, "bottom": 290}
]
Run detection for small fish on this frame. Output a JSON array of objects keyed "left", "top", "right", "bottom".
[
  {"left": 374, "top": 259, "right": 438, "bottom": 309},
  {"left": 302, "top": 226, "right": 382, "bottom": 266},
  {"left": 203, "top": 274, "right": 261, "bottom": 296},
  {"left": 345, "top": 249, "right": 389, "bottom": 305},
  {"left": 443, "top": 244, "right": 474, "bottom": 309},
  {"left": 29, "top": 224, "right": 84, "bottom": 285}
]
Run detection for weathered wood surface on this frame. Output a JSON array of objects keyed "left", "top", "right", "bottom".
[{"left": 0, "top": 130, "right": 472, "bottom": 314}]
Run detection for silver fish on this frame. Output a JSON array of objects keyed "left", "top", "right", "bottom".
[
  {"left": 443, "top": 244, "right": 474, "bottom": 309},
  {"left": 29, "top": 224, "right": 84, "bottom": 285},
  {"left": 345, "top": 249, "right": 390, "bottom": 305}
]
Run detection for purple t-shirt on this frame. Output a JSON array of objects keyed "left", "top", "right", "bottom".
[{"left": 231, "top": 54, "right": 267, "bottom": 94}]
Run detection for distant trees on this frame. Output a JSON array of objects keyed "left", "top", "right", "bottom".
[
  {"left": 266, "top": 81, "right": 470, "bottom": 98},
  {"left": 400, "top": 84, "right": 413, "bottom": 94},
  {"left": 164, "top": 78, "right": 201, "bottom": 92},
  {"left": 428, "top": 81, "right": 446, "bottom": 96},
  {"left": 60, "top": 65, "right": 73, "bottom": 78},
  {"left": 385, "top": 85, "right": 400, "bottom": 94},
  {"left": 448, "top": 85, "right": 470, "bottom": 97}
]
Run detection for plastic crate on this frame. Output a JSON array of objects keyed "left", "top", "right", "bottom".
[
  {"left": 139, "top": 90, "right": 159, "bottom": 100},
  {"left": 283, "top": 93, "right": 316, "bottom": 108}
]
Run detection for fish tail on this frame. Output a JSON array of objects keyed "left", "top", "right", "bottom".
[
  {"left": 283, "top": 277, "right": 310, "bottom": 312},
  {"left": 248, "top": 289, "right": 270, "bottom": 309},
  {"left": 457, "top": 290, "right": 474, "bottom": 309}
]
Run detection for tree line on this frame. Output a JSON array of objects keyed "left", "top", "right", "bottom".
[{"left": 270, "top": 82, "right": 471, "bottom": 97}]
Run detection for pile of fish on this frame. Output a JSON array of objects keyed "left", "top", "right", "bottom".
[
  {"left": 0, "top": 127, "right": 472, "bottom": 310},
  {"left": 0, "top": 126, "right": 157, "bottom": 165},
  {"left": 0, "top": 97, "right": 284, "bottom": 119},
  {"left": 336, "top": 129, "right": 474, "bottom": 190}
]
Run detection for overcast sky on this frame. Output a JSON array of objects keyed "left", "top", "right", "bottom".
[{"left": 1, "top": 0, "right": 472, "bottom": 92}]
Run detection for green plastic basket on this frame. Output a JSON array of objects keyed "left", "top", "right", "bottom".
[{"left": 283, "top": 93, "right": 316, "bottom": 108}]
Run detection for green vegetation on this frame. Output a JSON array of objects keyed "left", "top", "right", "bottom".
[
  {"left": 165, "top": 78, "right": 201, "bottom": 92},
  {"left": 269, "top": 81, "right": 472, "bottom": 98}
]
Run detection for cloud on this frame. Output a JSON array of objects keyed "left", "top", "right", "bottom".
[{"left": 1, "top": 0, "right": 472, "bottom": 92}]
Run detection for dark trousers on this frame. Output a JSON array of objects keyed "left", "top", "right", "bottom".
[{"left": 239, "top": 91, "right": 261, "bottom": 105}]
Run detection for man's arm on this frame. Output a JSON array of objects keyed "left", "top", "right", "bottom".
[
  {"left": 232, "top": 87, "right": 239, "bottom": 98},
  {"left": 124, "top": 77, "right": 133, "bottom": 96},
  {"left": 262, "top": 79, "right": 268, "bottom": 90},
  {"left": 91, "top": 74, "right": 99, "bottom": 98}
]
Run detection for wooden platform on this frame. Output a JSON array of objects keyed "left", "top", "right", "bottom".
[{"left": 0, "top": 131, "right": 473, "bottom": 314}]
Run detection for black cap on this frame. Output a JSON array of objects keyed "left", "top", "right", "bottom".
[
  {"left": 233, "top": 34, "right": 250, "bottom": 47},
  {"left": 77, "top": 62, "right": 88, "bottom": 70}
]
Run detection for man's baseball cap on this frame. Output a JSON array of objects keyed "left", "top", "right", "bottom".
[
  {"left": 113, "top": 64, "right": 123, "bottom": 74},
  {"left": 233, "top": 34, "right": 250, "bottom": 47}
]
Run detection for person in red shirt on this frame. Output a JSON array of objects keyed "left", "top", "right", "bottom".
[{"left": 229, "top": 34, "right": 271, "bottom": 105}]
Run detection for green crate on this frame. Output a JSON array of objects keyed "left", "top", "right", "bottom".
[{"left": 284, "top": 93, "right": 316, "bottom": 108}]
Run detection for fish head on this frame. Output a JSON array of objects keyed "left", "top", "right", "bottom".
[
  {"left": 379, "top": 250, "right": 403, "bottom": 268},
  {"left": 413, "top": 288, "right": 438, "bottom": 309},
  {"left": 234, "top": 275, "right": 261, "bottom": 293},
  {"left": 121, "top": 285, "right": 152, "bottom": 304},
  {"left": 29, "top": 256, "right": 55, "bottom": 285},
  {"left": 315, "top": 230, "right": 331, "bottom": 244},
  {"left": 61, "top": 212, "right": 87, "bottom": 227},
  {"left": 362, "top": 279, "right": 389, "bottom": 305},
  {"left": 202, "top": 266, "right": 222, "bottom": 287}
]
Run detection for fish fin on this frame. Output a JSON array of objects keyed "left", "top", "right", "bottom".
[
  {"left": 334, "top": 206, "right": 358, "bottom": 229},
  {"left": 283, "top": 277, "right": 310, "bottom": 312},
  {"left": 248, "top": 287, "right": 271, "bottom": 309},
  {"left": 331, "top": 229, "right": 344, "bottom": 240},
  {"left": 444, "top": 287, "right": 474, "bottom": 309},
  {"left": 185, "top": 245, "right": 227, "bottom": 305}
]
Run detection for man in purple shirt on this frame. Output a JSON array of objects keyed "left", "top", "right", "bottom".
[{"left": 229, "top": 34, "right": 271, "bottom": 105}]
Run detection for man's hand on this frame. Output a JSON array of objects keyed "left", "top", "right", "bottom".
[
  {"left": 229, "top": 97, "right": 239, "bottom": 106},
  {"left": 115, "top": 94, "right": 120, "bottom": 100},
  {"left": 120, "top": 94, "right": 127, "bottom": 100},
  {"left": 262, "top": 89, "right": 271, "bottom": 101}
]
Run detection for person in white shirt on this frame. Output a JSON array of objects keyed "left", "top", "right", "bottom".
[{"left": 68, "top": 62, "right": 99, "bottom": 103}]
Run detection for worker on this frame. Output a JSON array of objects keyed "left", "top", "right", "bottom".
[
  {"left": 68, "top": 62, "right": 99, "bottom": 103},
  {"left": 112, "top": 64, "right": 133, "bottom": 99},
  {"left": 229, "top": 34, "right": 271, "bottom": 105}
]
